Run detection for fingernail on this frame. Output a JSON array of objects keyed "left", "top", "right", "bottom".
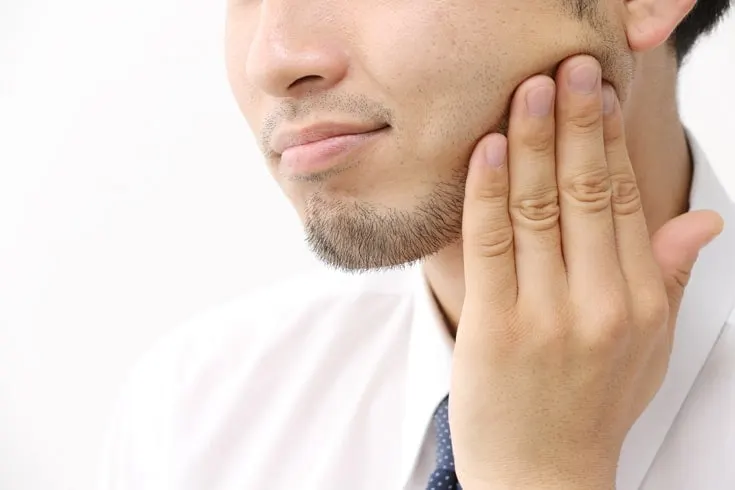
[
  {"left": 526, "top": 85, "right": 554, "bottom": 117},
  {"left": 484, "top": 136, "right": 507, "bottom": 168},
  {"left": 568, "top": 62, "right": 599, "bottom": 94},
  {"left": 602, "top": 84, "right": 616, "bottom": 114}
]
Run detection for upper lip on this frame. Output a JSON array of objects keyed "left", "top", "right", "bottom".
[{"left": 271, "top": 122, "right": 388, "bottom": 155}]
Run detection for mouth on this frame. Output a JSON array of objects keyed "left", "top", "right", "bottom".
[{"left": 278, "top": 126, "right": 390, "bottom": 179}]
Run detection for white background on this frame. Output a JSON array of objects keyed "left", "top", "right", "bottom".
[{"left": 0, "top": 1, "right": 733, "bottom": 489}]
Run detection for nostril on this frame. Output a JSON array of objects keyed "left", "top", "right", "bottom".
[{"left": 289, "top": 75, "right": 324, "bottom": 90}]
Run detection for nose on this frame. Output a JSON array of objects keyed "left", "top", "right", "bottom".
[{"left": 245, "top": 1, "right": 349, "bottom": 99}]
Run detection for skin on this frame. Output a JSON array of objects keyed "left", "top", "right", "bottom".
[
  {"left": 225, "top": 0, "right": 725, "bottom": 486},
  {"left": 452, "top": 57, "right": 722, "bottom": 489},
  {"left": 424, "top": 44, "right": 693, "bottom": 332},
  {"left": 227, "top": 0, "right": 697, "bottom": 326},
  {"left": 226, "top": 0, "right": 636, "bottom": 273}
]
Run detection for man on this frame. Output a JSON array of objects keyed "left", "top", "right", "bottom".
[{"left": 99, "top": 0, "right": 734, "bottom": 488}]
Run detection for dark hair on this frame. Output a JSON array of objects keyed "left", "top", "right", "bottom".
[{"left": 674, "top": 0, "right": 732, "bottom": 64}]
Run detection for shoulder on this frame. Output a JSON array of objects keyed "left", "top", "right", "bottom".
[
  {"left": 98, "top": 266, "right": 418, "bottom": 486},
  {"left": 130, "top": 265, "right": 417, "bottom": 389},
  {"left": 107, "top": 266, "right": 420, "bottom": 417}
]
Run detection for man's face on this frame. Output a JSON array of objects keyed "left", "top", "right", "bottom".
[{"left": 225, "top": 0, "right": 627, "bottom": 271}]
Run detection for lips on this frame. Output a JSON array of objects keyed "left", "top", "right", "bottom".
[
  {"left": 277, "top": 126, "right": 390, "bottom": 178},
  {"left": 271, "top": 123, "right": 390, "bottom": 155}
]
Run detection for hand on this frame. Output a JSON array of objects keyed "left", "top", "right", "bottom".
[{"left": 451, "top": 55, "right": 724, "bottom": 490}]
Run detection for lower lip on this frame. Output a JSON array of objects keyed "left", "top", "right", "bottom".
[{"left": 279, "top": 128, "right": 388, "bottom": 177}]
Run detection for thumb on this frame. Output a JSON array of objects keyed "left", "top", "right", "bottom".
[{"left": 650, "top": 209, "right": 724, "bottom": 313}]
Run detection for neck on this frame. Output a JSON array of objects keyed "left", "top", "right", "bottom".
[{"left": 424, "top": 46, "right": 693, "bottom": 336}]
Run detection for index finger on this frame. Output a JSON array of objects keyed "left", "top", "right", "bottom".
[{"left": 462, "top": 133, "right": 518, "bottom": 313}]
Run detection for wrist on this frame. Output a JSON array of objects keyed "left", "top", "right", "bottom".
[
  {"left": 463, "top": 479, "right": 615, "bottom": 490},
  {"left": 459, "top": 462, "right": 617, "bottom": 490}
]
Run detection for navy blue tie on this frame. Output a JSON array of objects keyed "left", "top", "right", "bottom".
[{"left": 426, "top": 395, "right": 462, "bottom": 490}]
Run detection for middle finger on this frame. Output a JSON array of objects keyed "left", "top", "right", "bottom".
[{"left": 555, "top": 55, "right": 624, "bottom": 299}]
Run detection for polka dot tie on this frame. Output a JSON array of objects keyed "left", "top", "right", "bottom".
[{"left": 426, "top": 395, "right": 462, "bottom": 490}]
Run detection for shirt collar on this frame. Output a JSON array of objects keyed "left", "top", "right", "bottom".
[
  {"left": 399, "top": 264, "right": 454, "bottom": 486},
  {"left": 400, "top": 130, "right": 735, "bottom": 490},
  {"left": 619, "top": 130, "right": 735, "bottom": 489}
]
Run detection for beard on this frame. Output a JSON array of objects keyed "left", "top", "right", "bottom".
[
  {"left": 302, "top": 165, "right": 469, "bottom": 273},
  {"left": 300, "top": 110, "right": 510, "bottom": 273}
]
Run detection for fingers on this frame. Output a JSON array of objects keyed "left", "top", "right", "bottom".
[
  {"left": 507, "top": 75, "right": 566, "bottom": 301},
  {"left": 601, "top": 85, "right": 667, "bottom": 312},
  {"left": 464, "top": 56, "right": 683, "bottom": 321},
  {"left": 462, "top": 134, "right": 518, "bottom": 313},
  {"left": 555, "top": 56, "right": 624, "bottom": 302}
]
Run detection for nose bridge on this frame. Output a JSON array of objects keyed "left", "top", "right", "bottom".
[{"left": 245, "top": 0, "right": 347, "bottom": 96}]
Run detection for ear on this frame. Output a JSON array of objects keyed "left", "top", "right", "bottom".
[{"left": 624, "top": 0, "right": 697, "bottom": 52}]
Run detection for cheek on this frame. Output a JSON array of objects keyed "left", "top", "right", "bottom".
[
  {"left": 225, "top": 12, "right": 262, "bottom": 125},
  {"left": 355, "top": 6, "right": 596, "bottom": 184},
  {"left": 363, "top": 8, "right": 592, "bottom": 122},
  {"left": 361, "top": 3, "right": 591, "bottom": 100},
  {"left": 356, "top": 7, "right": 521, "bottom": 165}
]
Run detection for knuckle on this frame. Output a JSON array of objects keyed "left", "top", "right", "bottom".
[
  {"left": 520, "top": 123, "right": 555, "bottom": 154},
  {"left": 610, "top": 173, "right": 642, "bottom": 216},
  {"left": 638, "top": 297, "right": 669, "bottom": 330},
  {"left": 473, "top": 178, "right": 509, "bottom": 202},
  {"left": 561, "top": 167, "right": 611, "bottom": 210},
  {"left": 588, "top": 319, "right": 631, "bottom": 353},
  {"left": 566, "top": 104, "right": 603, "bottom": 134},
  {"left": 582, "top": 297, "right": 631, "bottom": 350},
  {"left": 510, "top": 188, "right": 560, "bottom": 230},
  {"left": 471, "top": 223, "right": 515, "bottom": 259},
  {"left": 596, "top": 299, "right": 629, "bottom": 329}
]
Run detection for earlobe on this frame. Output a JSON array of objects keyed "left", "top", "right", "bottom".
[{"left": 624, "top": 0, "right": 697, "bottom": 52}]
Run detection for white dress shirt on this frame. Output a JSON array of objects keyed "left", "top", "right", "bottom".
[{"left": 99, "top": 134, "right": 735, "bottom": 490}]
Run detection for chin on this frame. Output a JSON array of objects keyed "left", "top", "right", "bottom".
[{"left": 298, "top": 160, "right": 468, "bottom": 272}]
